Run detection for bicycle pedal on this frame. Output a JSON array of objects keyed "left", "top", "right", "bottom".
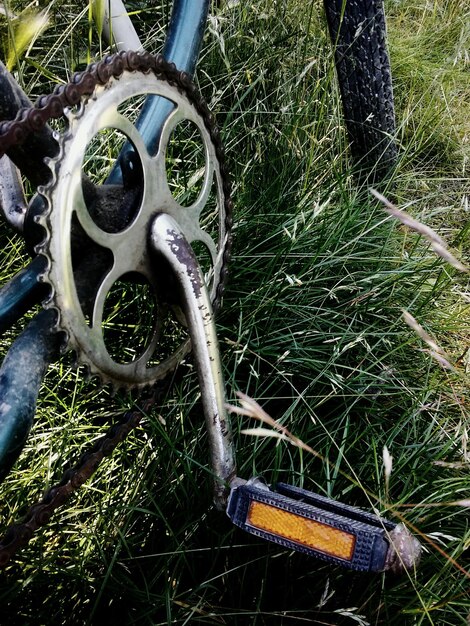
[{"left": 227, "top": 478, "right": 399, "bottom": 572}]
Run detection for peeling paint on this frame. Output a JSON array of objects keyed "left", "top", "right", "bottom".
[{"left": 166, "top": 227, "right": 203, "bottom": 298}]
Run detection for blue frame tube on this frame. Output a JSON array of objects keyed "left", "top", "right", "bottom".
[
  {"left": 163, "top": 0, "right": 209, "bottom": 74},
  {"left": 132, "top": 0, "right": 209, "bottom": 150},
  {"left": 108, "top": 0, "right": 209, "bottom": 183},
  {"left": 0, "top": 310, "right": 58, "bottom": 481},
  {"left": 0, "top": 256, "right": 47, "bottom": 335}
]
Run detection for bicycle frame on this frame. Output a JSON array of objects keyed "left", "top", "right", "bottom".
[{"left": 0, "top": 1, "right": 419, "bottom": 574}]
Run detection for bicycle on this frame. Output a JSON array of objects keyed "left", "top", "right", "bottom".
[{"left": 0, "top": 0, "right": 418, "bottom": 576}]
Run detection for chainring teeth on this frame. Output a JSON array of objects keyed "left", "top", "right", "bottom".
[
  {"left": 36, "top": 59, "right": 230, "bottom": 392},
  {"left": 35, "top": 138, "right": 68, "bottom": 252}
]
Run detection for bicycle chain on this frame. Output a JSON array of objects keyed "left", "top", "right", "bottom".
[
  {"left": 0, "top": 394, "right": 159, "bottom": 568},
  {"left": 0, "top": 51, "right": 233, "bottom": 567}
]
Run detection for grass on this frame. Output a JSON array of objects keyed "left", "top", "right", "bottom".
[{"left": 0, "top": 0, "right": 469, "bottom": 624}]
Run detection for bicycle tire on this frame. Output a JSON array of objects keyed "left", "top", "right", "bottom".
[{"left": 324, "top": 0, "right": 397, "bottom": 180}]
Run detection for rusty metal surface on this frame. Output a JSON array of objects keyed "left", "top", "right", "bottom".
[
  {"left": 150, "top": 213, "right": 236, "bottom": 509},
  {"left": 37, "top": 62, "right": 231, "bottom": 390},
  {"left": 0, "top": 50, "right": 233, "bottom": 566}
]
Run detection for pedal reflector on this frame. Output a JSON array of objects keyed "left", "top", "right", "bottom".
[
  {"left": 227, "top": 479, "right": 396, "bottom": 572},
  {"left": 248, "top": 500, "right": 356, "bottom": 561}
]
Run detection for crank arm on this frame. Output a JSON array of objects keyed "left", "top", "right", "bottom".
[
  {"left": 150, "top": 213, "right": 421, "bottom": 573},
  {"left": 150, "top": 213, "right": 236, "bottom": 509}
]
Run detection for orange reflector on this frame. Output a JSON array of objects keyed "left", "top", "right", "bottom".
[{"left": 247, "top": 501, "right": 356, "bottom": 561}]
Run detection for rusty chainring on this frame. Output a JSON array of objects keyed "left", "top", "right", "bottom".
[{"left": 0, "top": 50, "right": 232, "bottom": 567}]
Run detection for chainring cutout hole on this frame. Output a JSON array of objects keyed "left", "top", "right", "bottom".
[
  {"left": 146, "top": 312, "right": 189, "bottom": 368},
  {"left": 117, "top": 95, "right": 148, "bottom": 126},
  {"left": 82, "top": 128, "right": 143, "bottom": 234},
  {"left": 102, "top": 273, "right": 158, "bottom": 365},
  {"left": 71, "top": 212, "right": 114, "bottom": 326},
  {"left": 166, "top": 119, "right": 205, "bottom": 207},
  {"left": 117, "top": 94, "right": 176, "bottom": 157}
]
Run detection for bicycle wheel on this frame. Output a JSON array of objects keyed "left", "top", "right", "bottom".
[{"left": 324, "top": 0, "right": 397, "bottom": 180}]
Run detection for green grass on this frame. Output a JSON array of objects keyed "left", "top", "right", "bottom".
[{"left": 0, "top": 0, "right": 469, "bottom": 624}]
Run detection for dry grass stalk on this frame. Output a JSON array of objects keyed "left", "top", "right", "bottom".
[
  {"left": 370, "top": 189, "right": 469, "bottom": 273},
  {"left": 402, "top": 310, "right": 445, "bottom": 354},
  {"left": 402, "top": 310, "right": 458, "bottom": 370},
  {"left": 226, "top": 391, "right": 320, "bottom": 458}
]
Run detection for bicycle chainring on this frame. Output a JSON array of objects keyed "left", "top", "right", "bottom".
[{"left": 35, "top": 60, "right": 232, "bottom": 391}]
